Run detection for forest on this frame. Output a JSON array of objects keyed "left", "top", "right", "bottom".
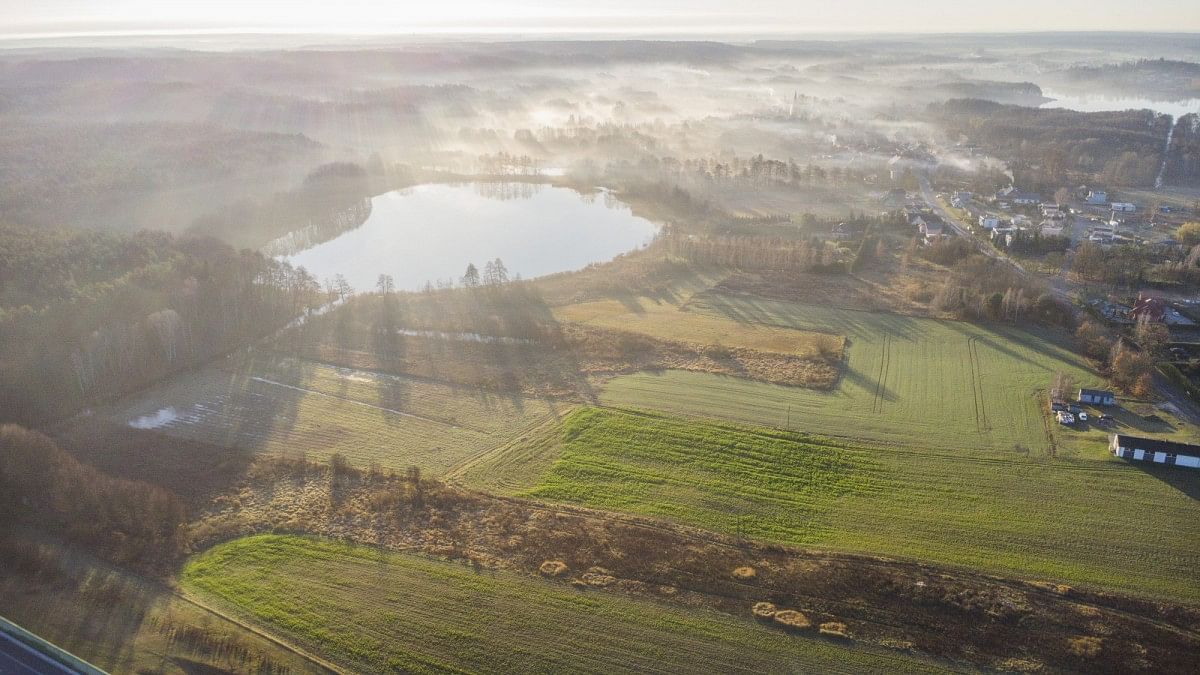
[
  {"left": 0, "top": 224, "right": 320, "bottom": 423},
  {"left": 932, "top": 99, "right": 1175, "bottom": 189}
]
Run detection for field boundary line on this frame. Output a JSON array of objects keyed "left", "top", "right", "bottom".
[
  {"left": 248, "top": 376, "right": 490, "bottom": 435},
  {"left": 443, "top": 415, "right": 566, "bottom": 483},
  {"left": 174, "top": 589, "right": 345, "bottom": 675}
]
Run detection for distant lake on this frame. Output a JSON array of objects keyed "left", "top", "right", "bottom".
[
  {"left": 279, "top": 182, "right": 659, "bottom": 291},
  {"left": 1040, "top": 91, "right": 1200, "bottom": 118}
]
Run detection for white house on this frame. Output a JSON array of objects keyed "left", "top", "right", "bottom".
[
  {"left": 978, "top": 215, "right": 1001, "bottom": 230},
  {"left": 1111, "top": 434, "right": 1200, "bottom": 469},
  {"left": 1086, "top": 190, "right": 1108, "bottom": 205},
  {"left": 1111, "top": 202, "right": 1136, "bottom": 213}
]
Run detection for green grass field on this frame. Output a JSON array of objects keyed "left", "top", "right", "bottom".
[
  {"left": 603, "top": 292, "right": 1200, "bottom": 455},
  {"left": 498, "top": 407, "right": 1200, "bottom": 600},
  {"left": 0, "top": 537, "right": 325, "bottom": 674},
  {"left": 182, "top": 534, "right": 947, "bottom": 674},
  {"left": 103, "top": 357, "right": 563, "bottom": 475},
  {"left": 553, "top": 296, "right": 839, "bottom": 358}
]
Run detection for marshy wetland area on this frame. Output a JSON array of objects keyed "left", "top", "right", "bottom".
[{"left": 2, "top": 29, "right": 1200, "bottom": 675}]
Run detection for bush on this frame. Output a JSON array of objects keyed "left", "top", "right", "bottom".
[
  {"left": 0, "top": 424, "right": 186, "bottom": 568},
  {"left": 1068, "top": 636, "right": 1103, "bottom": 658}
]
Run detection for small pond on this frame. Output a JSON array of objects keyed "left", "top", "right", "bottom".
[{"left": 278, "top": 182, "right": 659, "bottom": 291}]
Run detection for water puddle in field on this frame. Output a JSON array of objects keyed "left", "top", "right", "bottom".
[
  {"left": 128, "top": 407, "right": 179, "bottom": 429},
  {"left": 396, "top": 328, "right": 533, "bottom": 344},
  {"left": 276, "top": 182, "right": 658, "bottom": 292}
]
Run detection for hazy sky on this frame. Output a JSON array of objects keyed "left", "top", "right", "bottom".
[{"left": 4, "top": 0, "right": 1199, "bottom": 36}]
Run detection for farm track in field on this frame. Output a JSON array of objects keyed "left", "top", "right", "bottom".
[
  {"left": 966, "top": 337, "right": 990, "bottom": 432},
  {"left": 249, "top": 376, "right": 482, "bottom": 433},
  {"left": 872, "top": 335, "right": 891, "bottom": 414}
]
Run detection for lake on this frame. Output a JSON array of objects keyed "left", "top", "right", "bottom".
[
  {"left": 1040, "top": 91, "right": 1200, "bottom": 118},
  {"left": 279, "top": 182, "right": 659, "bottom": 291}
]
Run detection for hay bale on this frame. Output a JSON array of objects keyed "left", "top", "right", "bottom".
[
  {"left": 751, "top": 602, "right": 778, "bottom": 620},
  {"left": 581, "top": 572, "right": 616, "bottom": 587},
  {"left": 773, "top": 609, "right": 812, "bottom": 631},
  {"left": 539, "top": 560, "right": 568, "bottom": 577},
  {"left": 1068, "top": 636, "right": 1103, "bottom": 658},
  {"left": 732, "top": 566, "right": 757, "bottom": 580},
  {"left": 881, "top": 638, "right": 915, "bottom": 651},
  {"left": 819, "top": 622, "right": 849, "bottom": 638}
]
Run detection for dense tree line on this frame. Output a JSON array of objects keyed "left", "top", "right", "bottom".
[
  {"left": 1058, "top": 59, "right": 1200, "bottom": 99},
  {"left": 1163, "top": 114, "right": 1200, "bottom": 186},
  {"left": 1074, "top": 321, "right": 1156, "bottom": 397},
  {"left": 932, "top": 99, "right": 1173, "bottom": 189},
  {"left": 0, "top": 120, "right": 321, "bottom": 231},
  {"left": 1070, "top": 243, "right": 1153, "bottom": 287},
  {"left": 0, "top": 424, "right": 187, "bottom": 568},
  {"left": 1005, "top": 232, "right": 1071, "bottom": 256},
  {"left": 192, "top": 161, "right": 407, "bottom": 250},
  {"left": 613, "top": 154, "right": 874, "bottom": 189},
  {"left": 665, "top": 233, "right": 846, "bottom": 273},
  {"left": 0, "top": 225, "right": 319, "bottom": 423},
  {"left": 925, "top": 253, "right": 1072, "bottom": 326}
]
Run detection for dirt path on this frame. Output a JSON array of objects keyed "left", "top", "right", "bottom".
[{"left": 248, "top": 375, "right": 489, "bottom": 434}]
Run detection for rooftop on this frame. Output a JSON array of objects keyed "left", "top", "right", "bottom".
[{"left": 1113, "top": 434, "right": 1200, "bottom": 456}]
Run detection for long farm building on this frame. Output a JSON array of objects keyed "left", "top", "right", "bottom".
[{"left": 1110, "top": 434, "right": 1200, "bottom": 469}]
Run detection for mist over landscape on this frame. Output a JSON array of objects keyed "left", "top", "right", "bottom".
[{"left": 1, "top": 4, "right": 1200, "bottom": 674}]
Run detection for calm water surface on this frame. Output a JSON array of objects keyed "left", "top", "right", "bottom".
[
  {"left": 1040, "top": 91, "right": 1200, "bottom": 118},
  {"left": 281, "top": 182, "right": 658, "bottom": 291}
]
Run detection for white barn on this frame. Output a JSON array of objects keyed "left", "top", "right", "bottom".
[
  {"left": 1078, "top": 388, "right": 1116, "bottom": 406},
  {"left": 1110, "top": 434, "right": 1200, "bottom": 469}
]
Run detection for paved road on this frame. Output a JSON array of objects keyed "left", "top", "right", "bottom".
[
  {"left": 0, "top": 631, "right": 78, "bottom": 675},
  {"left": 916, "top": 175, "right": 1079, "bottom": 301}
]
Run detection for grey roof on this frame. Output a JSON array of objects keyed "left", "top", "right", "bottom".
[
  {"left": 1079, "top": 388, "right": 1115, "bottom": 398},
  {"left": 1113, "top": 434, "right": 1200, "bottom": 456}
]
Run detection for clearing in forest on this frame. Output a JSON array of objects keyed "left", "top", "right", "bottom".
[
  {"left": 182, "top": 534, "right": 945, "bottom": 674},
  {"left": 101, "top": 357, "right": 564, "bottom": 474}
]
